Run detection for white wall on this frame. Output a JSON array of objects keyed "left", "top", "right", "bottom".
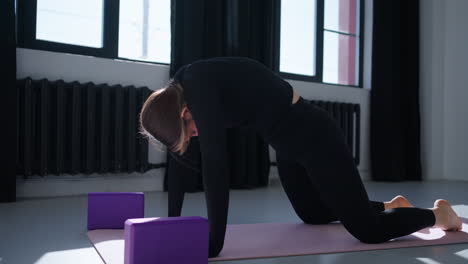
[
  {"left": 16, "top": 48, "right": 372, "bottom": 197},
  {"left": 16, "top": 0, "right": 374, "bottom": 197},
  {"left": 420, "top": 0, "right": 468, "bottom": 181},
  {"left": 16, "top": 49, "right": 172, "bottom": 197}
]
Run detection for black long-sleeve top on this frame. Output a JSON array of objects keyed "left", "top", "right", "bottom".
[{"left": 172, "top": 57, "right": 294, "bottom": 257}]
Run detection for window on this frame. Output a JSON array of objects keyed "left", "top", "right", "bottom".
[
  {"left": 280, "top": 0, "right": 316, "bottom": 77},
  {"left": 118, "top": 0, "right": 171, "bottom": 64},
  {"left": 36, "top": 0, "right": 104, "bottom": 48},
  {"left": 17, "top": 0, "right": 171, "bottom": 65},
  {"left": 279, "top": 0, "right": 363, "bottom": 87}
]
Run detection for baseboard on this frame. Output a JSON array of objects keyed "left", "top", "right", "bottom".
[
  {"left": 16, "top": 167, "right": 370, "bottom": 199},
  {"left": 16, "top": 169, "right": 165, "bottom": 199},
  {"left": 268, "top": 166, "right": 371, "bottom": 185}
]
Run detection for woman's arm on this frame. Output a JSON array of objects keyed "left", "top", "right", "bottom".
[
  {"left": 182, "top": 65, "right": 230, "bottom": 258},
  {"left": 197, "top": 118, "right": 230, "bottom": 258}
]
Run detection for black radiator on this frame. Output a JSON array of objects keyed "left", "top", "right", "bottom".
[
  {"left": 16, "top": 77, "right": 361, "bottom": 176},
  {"left": 17, "top": 77, "right": 153, "bottom": 177},
  {"left": 307, "top": 99, "right": 361, "bottom": 165}
]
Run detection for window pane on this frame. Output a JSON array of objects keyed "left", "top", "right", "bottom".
[
  {"left": 118, "top": 0, "right": 171, "bottom": 64},
  {"left": 323, "top": 31, "right": 358, "bottom": 86},
  {"left": 36, "top": 0, "right": 104, "bottom": 48},
  {"left": 324, "top": 0, "right": 358, "bottom": 35},
  {"left": 280, "top": 0, "right": 316, "bottom": 76}
]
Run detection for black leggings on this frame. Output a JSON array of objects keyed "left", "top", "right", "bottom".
[{"left": 267, "top": 97, "right": 435, "bottom": 243}]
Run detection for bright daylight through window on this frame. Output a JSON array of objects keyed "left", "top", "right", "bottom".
[
  {"left": 36, "top": 0, "right": 104, "bottom": 48},
  {"left": 118, "top": 0, "right": 171, "bottom": 64},
  {"left": 35, "top": 0, "right": 171, "bottom": 64},
  {"left": 280, "top": 0, "right": 361, "bottom": 86}
]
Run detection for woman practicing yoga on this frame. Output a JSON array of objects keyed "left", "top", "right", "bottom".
[{"left": 139, "top": 57, "right": 462, "bottom": 258}]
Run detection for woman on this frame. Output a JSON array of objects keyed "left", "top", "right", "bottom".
[{"left": 139, "top": 57, "right": 462, "bottom": 258}]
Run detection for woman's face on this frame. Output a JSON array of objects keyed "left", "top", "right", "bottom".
[{"left": 181, "top": 106, "right": 198, "bottom": 142}]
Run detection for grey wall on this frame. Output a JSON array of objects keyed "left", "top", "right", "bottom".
[{"left": 420, "top": 0, "right": 468, "bottom": 181}]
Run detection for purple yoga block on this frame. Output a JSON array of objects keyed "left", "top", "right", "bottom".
[
  {"left": 124, "top": 216, "right": 209, "bottom": 264},
  {"left": 87, "top": 192, "right": 144, "bottom": 230}
]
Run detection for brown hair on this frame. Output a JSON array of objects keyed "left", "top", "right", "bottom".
[{"left": 139, "top": 80, "right": 190, "bottom": 155}]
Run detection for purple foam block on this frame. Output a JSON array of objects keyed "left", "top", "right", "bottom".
[
  {"left": 87, "top": 192, "right": 144, "bottom": 230},
  {"left": 124, "top": 216, "right": 209, "bottom": 264}
]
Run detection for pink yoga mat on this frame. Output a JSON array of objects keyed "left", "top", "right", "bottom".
[{"left": 87, "top": 219, "right": 468, "bottom": 263}]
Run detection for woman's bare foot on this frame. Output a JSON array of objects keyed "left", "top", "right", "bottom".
[
  {"left": 384, "top": 195, "right": 414, "bottom": 210},
  {"left": 432, "top": 199, "right": 462, "bottom": 231}
]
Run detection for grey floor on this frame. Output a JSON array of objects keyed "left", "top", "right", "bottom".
[{"left": 1, "top": 179, "right": 468, "bottom": 264}]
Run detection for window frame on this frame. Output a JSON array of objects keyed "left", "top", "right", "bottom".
[
  {"left": 16, "top": 0, "right": 363, "bottom": 81},
  {"left": 276, "top": 0, "right": 365, "bottom": 88},
  {"left": 16, "top": 0, "right": 170, "bottom": 66}
]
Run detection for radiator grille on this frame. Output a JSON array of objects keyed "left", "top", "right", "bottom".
[
  {"left": 17, "top": 77, "right": 152, "bottom": 177},
  {"left": 16, "top": 78, "right": 361, "bottom": 175}
]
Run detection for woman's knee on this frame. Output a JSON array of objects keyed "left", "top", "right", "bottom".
[
  {"left": 345, "top": 223, "right": 389, "bottom": 244},
  {"left": 299, "top": 214, "right": 336, "bottom": 225}
]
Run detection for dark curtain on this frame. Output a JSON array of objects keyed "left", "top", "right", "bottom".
[
  {"left": 370, "top": 0, "right": 421, "bottom": 181},
  {"left": 169, "top": 0, "right": 279, "bottom": 76},
  {"left": 165, "top": 0, "right": 279, "bottom": 215},
  {"left": 1, "top": 0, "right": 17, "bottom": 202}
]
